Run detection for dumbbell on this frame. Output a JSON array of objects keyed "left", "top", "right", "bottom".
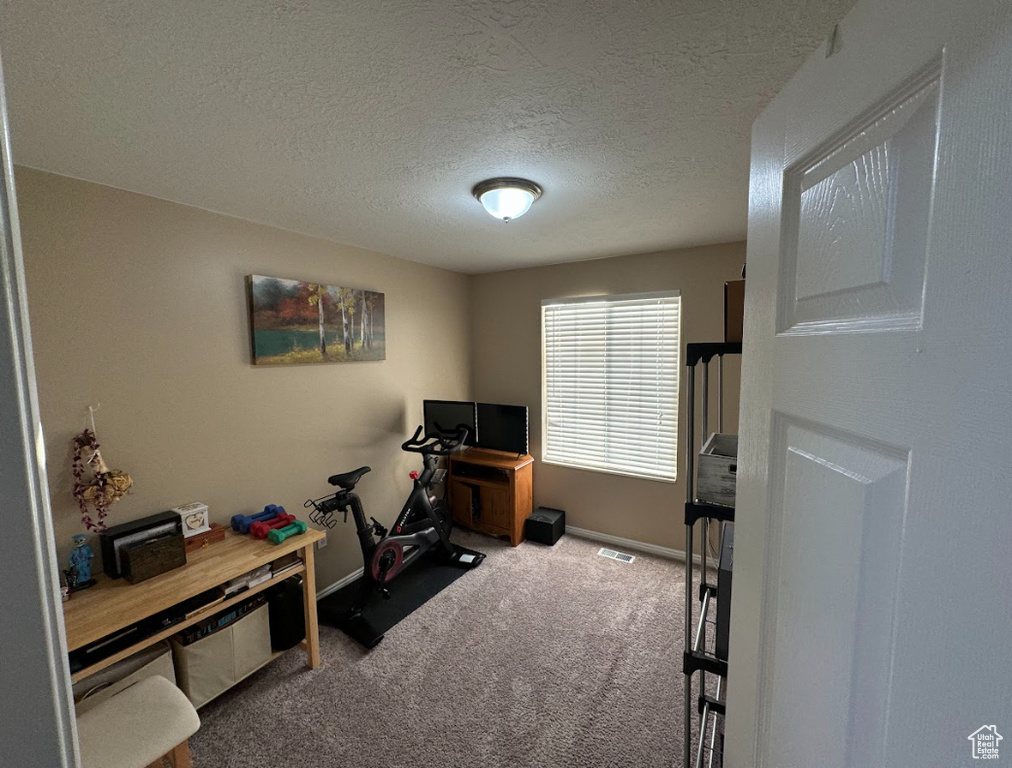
[
  {"left": 268, "top": 520, "right": 308, "bottom": 545},
  {"left": 231, "top": 504, "right": 282, "bottom": 533},
  {"left": 249, "top": 513, "right": 296, "bottom": 540},
  {"left": 231, "top": 504, "right": 286, "bottom": 534}
]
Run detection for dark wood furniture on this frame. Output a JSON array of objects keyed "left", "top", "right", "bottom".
[{"left": 447, "top": 449, "right": 533, "bottom": 546}]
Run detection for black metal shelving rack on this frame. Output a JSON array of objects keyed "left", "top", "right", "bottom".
[{"left": 683, "top": 342, "right": 741, "bottom": 768}]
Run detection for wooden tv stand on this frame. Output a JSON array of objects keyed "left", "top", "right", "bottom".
[{"left": 447, "top": 449, "right": 533, "bottom": 546}]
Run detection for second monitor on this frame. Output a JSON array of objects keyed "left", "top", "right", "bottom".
[{"left": 475, "top": 402, "right": 528, "bottom": 456}]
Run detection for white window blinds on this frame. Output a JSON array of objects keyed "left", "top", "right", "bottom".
[{"left": 542, "top": 291, "right": 681, "bottom": 482}]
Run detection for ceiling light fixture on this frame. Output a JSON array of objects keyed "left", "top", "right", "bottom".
[{"left": 472, "top": 177, "right": 543, "bottom": 222}]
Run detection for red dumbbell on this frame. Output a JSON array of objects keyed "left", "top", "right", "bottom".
[
  {"left": 249, "top": 513, "right": 296, "bottom": 539},
  {"left": 232, "top": 504, "right": 285, "bottom": 533}
]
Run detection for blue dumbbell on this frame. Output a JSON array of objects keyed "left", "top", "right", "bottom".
[{"left": 231, "top": 504, "right": 286, "bottom": 534}]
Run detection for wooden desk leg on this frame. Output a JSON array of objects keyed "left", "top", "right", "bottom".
[
  {"left": 511, "top": 516, "right": 524, "bottom": 547},
  {"left": 301, "top": 542, "right": 322, "bottom": 669}
]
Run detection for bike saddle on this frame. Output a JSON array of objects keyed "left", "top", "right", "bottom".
[{"left": 327, "top": 466, "right": 371, "bottom": 491}]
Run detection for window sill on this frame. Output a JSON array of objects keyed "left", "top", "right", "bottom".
[{"left": 541, "top": 457, "right": 677, "bottom": 484}]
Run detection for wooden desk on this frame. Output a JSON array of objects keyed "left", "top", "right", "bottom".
[{"left": 64, "top": 528, "right": 324, "bottom": 684}]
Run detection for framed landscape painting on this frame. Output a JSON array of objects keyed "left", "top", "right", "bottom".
[{"left": 247, "top": 275, "right": 386, "bottom": 365}]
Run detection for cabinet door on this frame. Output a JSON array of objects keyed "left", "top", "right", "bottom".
[{"left": 482, "top": 485, "right": 511, "bottom": 531}]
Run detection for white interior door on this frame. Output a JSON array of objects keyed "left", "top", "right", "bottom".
[{"left": 725, "top": 1, "right": 1012, "bottom": 767}]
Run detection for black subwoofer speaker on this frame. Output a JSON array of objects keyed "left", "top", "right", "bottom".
[
  {"left": 266, "top": 575, "right": 306, "bottom": 651},
  {"left": 525, "top": 507, "right": 565, "bottom": 545}
]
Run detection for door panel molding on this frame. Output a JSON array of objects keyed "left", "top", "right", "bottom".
[
  {"left": 778, "top": 57, "right": 942, "bottom": 336},
  {"left": 755, "top": 413, "right": 910, "bottom": 768}
]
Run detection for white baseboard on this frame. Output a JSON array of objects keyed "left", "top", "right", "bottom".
[
  {"left": 316, "top": 566, "right": 363, "bottom": 601},
  {"left": 565, "top": 525, "right": 719, "bottom": 568},
  {"left": 315, "top": 528, "right": 717, "bottom": 598}
]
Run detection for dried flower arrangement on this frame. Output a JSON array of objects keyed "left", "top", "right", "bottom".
[{"left": 71, "top": 424, "right": 133, "bottom": 532}]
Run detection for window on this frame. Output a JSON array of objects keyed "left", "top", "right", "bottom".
[{"left": 542, "top": 291, "right": 681, "bottom": 482}]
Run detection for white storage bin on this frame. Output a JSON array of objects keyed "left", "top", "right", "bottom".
[
  {"left": 697, "top": 433, "right": 738, "bottom": 508},
  {"left": 171, "top": 604, "right": 271, "bottom": 708}
]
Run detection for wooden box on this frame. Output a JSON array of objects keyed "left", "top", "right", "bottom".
[
  {"left": 99, "top": 511, "right": 181, "bottom": 579},
  {"left": 121, "top": 532, "right": 187, "bottom": 584},
  {"left": 724, "top": 280, "right": 745, "bottom": 343},
  {"left": 172, "top": 502, "right": 210, "bottom": 538},
  {"left": 184, "top": 523, "right": 226, "bottom": 554},
  {"left": 697, "top": 433, "right": 738, "bottom": 508}
]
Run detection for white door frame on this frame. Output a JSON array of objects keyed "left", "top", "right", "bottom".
[{"left": 0, "top": 35, "right": 80, "bottom": 768}]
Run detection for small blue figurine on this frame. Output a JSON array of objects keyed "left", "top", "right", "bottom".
[{"left": 68, "top": 533, "right": 96, "bottom": 589}]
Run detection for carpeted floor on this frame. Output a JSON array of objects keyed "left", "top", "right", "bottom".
[{"left": 191, "top": 530, "right": 708, "bottom": 767}]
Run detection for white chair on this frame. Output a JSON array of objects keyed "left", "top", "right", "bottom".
[{"left": 76, "top": 675, "right": 200, "bottom": 768}]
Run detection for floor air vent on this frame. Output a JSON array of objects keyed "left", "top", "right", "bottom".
[{"left": 598, "top": 547, "right": 635, "bottom": 563}]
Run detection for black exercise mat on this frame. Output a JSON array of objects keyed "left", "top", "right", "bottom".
[{"left": 318, "top": 547, "right": 481, "bottom": 647}]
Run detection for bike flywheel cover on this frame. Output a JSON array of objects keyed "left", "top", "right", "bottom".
[{"left": 371, "top": 539, "right": 404, "bottom": 582}]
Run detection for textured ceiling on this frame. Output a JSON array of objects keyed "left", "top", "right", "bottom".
[{"left": 1, "top": 0, "right": 854, "bottom": 273}]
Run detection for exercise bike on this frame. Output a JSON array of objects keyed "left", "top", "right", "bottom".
[{"left": 306, "top": 424, "right": 485, "bottom": 647}]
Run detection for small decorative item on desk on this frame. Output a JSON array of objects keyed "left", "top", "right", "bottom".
[
  {"left": 67, "top": 533, "right": 96, "bottom": 590},
  {"left": 183, "top": 523, "right": 227, "bottom": 554},
  {"left": 171, "top": 502, "right": 210, "bottom": 538},
  {"left": 59, "top": 570, "right": 70, "bottom": 602}
]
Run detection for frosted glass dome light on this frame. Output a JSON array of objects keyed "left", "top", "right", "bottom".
[{"left": 473, "top": 178, "right": 543, "bottom": 222}]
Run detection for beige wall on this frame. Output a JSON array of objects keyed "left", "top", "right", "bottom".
[
  {"left": 469, "top": 243, "right": 744, "bottom": 550},
  {"left": 16, "top": 168, "right": 471, "bottom": 590},
  {"left": 18, "top": 166, "right": 742, "bottom": 583}
]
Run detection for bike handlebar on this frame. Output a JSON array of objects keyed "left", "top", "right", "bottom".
[{"left": 401, "top": 424, "right": 469, "bottom": 456}]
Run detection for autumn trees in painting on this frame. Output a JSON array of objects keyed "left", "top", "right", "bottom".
[{"left": 248, "top": 275, "right": 386, "bottom": 365}]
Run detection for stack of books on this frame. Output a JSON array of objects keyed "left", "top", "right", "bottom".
[
  {"left": 223, "top": 564, "right": 272, "bottom": 596},
  {"left": 271, "top": 552, "right": 303, "bottom": 580}
]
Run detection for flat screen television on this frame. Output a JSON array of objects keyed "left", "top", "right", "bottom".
[
  {"left": 423, "top": 400, "right": 477, "bottom": 445},
  {"left": 475, "top": 403, "right": 529, "bottom": 456}
]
